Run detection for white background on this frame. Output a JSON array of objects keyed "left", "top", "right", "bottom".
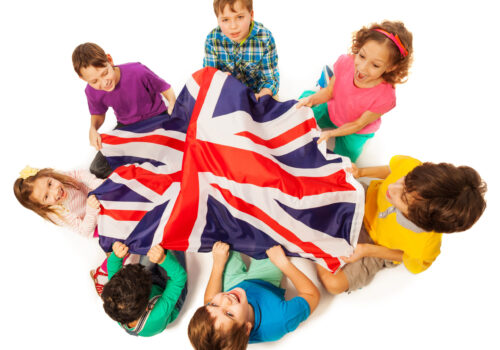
[{"left": 1, "top": 0, "right": 498, "bottom": 349}]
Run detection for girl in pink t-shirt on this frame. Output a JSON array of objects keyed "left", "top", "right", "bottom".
[{"left": 297, "top": 21, "right": 413, "bottom": 162}]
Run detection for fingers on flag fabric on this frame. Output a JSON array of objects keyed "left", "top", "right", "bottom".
[{"left": 91, "top": 67, "right": 364, "bottom": 273}]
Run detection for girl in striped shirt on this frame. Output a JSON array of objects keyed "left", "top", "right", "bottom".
[{"left": 14, "top": 166, "right": 111, "bottom": 293}]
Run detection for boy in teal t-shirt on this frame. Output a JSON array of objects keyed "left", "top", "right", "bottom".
[
  {"left": 188, "top": 242, "right": 320, "bottom": 347},
  {"left": 102, "top": 242, "right": 187, "bottom": 337}
]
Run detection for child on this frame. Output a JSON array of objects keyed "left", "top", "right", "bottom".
[
  {"left": 14, "top": 166, "right": 103, "bottom": 237},
  {"left": 102, "top": 242, "right": 187, "bottom": 337},
  {"left": 316, "top": 156, "right": 487, "bottom": 294},
  {"left": 188, "top": 242, "right": 319, "bottom": 348},
  {"left": 297, "top": 21, "right": 413, "bottom": 162},
  {"left": 72, "top": 42, "right": 177, "bottom": 178},
  {"left": 204, "top": 0, "right": 279, "bottom": 100},
  {"left": 13, "top": 165, "right": 109, "bottom": 293}
]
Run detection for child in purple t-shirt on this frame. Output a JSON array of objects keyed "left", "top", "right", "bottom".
[{"left": 72, "top": 42, "right": 176, "bottom": 178}]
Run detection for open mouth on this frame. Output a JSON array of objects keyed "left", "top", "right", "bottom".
[
  {"left": 57, "top": 187, "right": 66, "bottom": 202},
  {"left": 356, "top": 71, "right": 366, "bottom": 81},
  {"left": 228, "top": 291, "right": 240, "bottom": 303}
]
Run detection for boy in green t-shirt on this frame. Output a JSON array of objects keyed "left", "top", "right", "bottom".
[{"left": 101, "top": 242, "right": 187, "bottom": 337}]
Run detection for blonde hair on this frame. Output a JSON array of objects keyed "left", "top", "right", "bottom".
[{"left": 13, "top": 168, "right": 81, "bottom": 224}]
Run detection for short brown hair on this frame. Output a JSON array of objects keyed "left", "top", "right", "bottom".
[
  {"left": 213, "top": 0, "right": 252, "bottom": 16},
  {"left": 72, "top": 42, "right": 108, "bottom": 77},
  {"left": 188, "top": 306, "right": 249, "bottom": 350},
  {"left": 351, "top": 20, "right": 413, "bottom": 86},
  {"left": 404, "top": 162, "right": 487, "bottom": 233},
  {"left": 13, "top": 168, "right": 80, "bottom": 224}
]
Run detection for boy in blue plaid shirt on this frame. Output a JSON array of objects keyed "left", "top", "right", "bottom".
[{"left": 204, "top": 0, "right": 279, "bottom": 100}]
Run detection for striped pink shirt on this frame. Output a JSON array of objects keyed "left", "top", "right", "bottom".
[{"left": 48, "top": 170, "right": 104, "bottom": 238}]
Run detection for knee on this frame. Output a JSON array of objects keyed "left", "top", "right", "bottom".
[{"left": 316, "top": 265, "right": 349, "bottom": 295}]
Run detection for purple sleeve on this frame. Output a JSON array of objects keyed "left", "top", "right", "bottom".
[
  {"left": 85, "top": 85, "right": 108, "bottom": 115},
  {"left": 140, "top": 64, "right": 171, "bottom": 94}
]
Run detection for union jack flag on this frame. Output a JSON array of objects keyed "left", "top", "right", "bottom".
[{"left": 91, "top": 67, "right": 364, "bottom": 273}]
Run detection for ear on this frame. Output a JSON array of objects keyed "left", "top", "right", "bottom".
[
  {"left": 250, "top": 10, "right": 254, "bottom": 21},
  {"left": 106, "top": 54, "right": 114, "bottom": 66},
  {"left": 386, "top": 64, "right": 397, "bottom": 73},
  {"left": 245, "top": 321, "right": 252, "bottom": 336}
]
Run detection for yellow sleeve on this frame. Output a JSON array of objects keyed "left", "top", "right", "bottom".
[{"left": 402, "top": 234, "right": 442, "bottom": 274}]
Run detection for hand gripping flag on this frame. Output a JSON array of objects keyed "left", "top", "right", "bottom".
[{"left": 91, "top": 67, "right": 365, "bottom": 273}]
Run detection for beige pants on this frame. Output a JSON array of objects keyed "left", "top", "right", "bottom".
[{"left": 342, "top": 224, "right": 396, "bottom": 292}]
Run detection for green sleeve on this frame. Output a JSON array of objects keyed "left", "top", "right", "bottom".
[
  {"left": 152, "top": 251, "right": 187, "bottom": 317},
  {"left": 107, "top": 252, "right": 124, "bottom": 279}
]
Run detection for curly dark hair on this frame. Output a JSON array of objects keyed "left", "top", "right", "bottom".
[
  {"left": 101, "top": 264, "right": 153, "bottom": 324},
  {"left": 351, "top": 20, "right": 413, "bottom": 86},
  {"left": 404, "top": 162, "right": 487, "bottom": 233},
  {"left": 188, "top": 305, "right": 250, "bottom": 350}
]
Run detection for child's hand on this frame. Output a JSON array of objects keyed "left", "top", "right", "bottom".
[
  {"left": 296, "top": 95, "right": 314, "bottom": 109},
  {"left": 266, "top": 245, "right": 290, "bottom": 269},
  {"left": 89, "top": 128, "right": 102, "bottom": 150},
  {"left": 346, "top": 164, "right": 361, "bottom": 178},
  {"left": 112, "top": 241, "right": 129, "bottom": 259},
  {"left": 255, "top": 88, "right": 272, "bottom": 101},
  {"left": 212, "top": 241, "right": 230, "bottom": 267},
  {"left": 147, "top": 244, "right": 166, "bottom": 264},
  {"left": 317, "top": 130, "right": 335, "bottom": 144},
  {"left": 340, "top": 244, "right": 367, "bottom": 264},
  {"left": 86, "top": 195, "right": 101, "bottom": 209}
]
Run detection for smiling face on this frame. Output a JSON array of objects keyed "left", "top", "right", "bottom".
[
  {"left": 30, "top": 176, "right": 67, "bottom": 206},
  {"left": 79, "top": 60, "right": 120, "bottom": 92},
  {"left": 217, "top": 1, "right": 253, "bottom": 43},
  {"left": 206, "top": 288, "right": 253, "bottom": 333},
  {"left": 353, "top": 40, "right": 395, "bottom": 88}
]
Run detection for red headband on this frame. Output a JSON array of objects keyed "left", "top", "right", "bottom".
[{"left": 373, "top": 29, "right": 408, "bottom": 58}]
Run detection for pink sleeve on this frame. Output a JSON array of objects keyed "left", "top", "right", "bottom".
[
  {"left": 369, "top": 86, "right": 396, "bottom": 115},
  {"left": 47, "top": 206, "right": 100, "bottom": 239},
  {"left": 333, "top": 54, "right": 350, "bottom": 77},
  {"left": 67, "top": 169, "right": 104, "bottom": 191}
]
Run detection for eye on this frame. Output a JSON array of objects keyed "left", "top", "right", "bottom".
[
  {"left": 238, "top": 15, "right": 244, "bottom": 19},
  {"left": 208, "top": 302, "right": 218, "bottom": 307},
  {"left": 373, "top": 64, "right": 380, "bottom": 68},
  {"left": 359, "top": 54, "right": 365, "bottom": 59},
  {"left": 225, "top": 311, "right": 234, "bottom": 317},
  {"left": 48, "top": 180, "right": 51, "bottom": 187}
]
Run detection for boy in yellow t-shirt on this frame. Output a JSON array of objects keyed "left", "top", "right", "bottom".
[{"left": 316, "top": 155, "right": 487, "bottom": 294}]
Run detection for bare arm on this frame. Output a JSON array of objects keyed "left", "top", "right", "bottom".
[
  {"left": 317, "top": 110, "right": 381, "bottom": 143},
  {"left": 161, "top": 88, "right": 176, "bottom": 115},
  {"left": 349, "top": 164, "right": 391, "bottom": 179},
  {"left": 89, "top": 114, "right": 105, "bottom": 150},
  {"left": 296, "top": 76, "right": 336, "bottom": 108},
  {"left": 203, "top": 242, "right": 230, "bottom": 304},
  {"left": 267, "top": 246, "right": 320, "bottom": 313},
  {"left": 341, "top": 243, "right": 403, "bottom": 264}
]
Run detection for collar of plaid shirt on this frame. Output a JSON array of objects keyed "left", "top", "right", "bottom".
[{"left": 222, "top": 20, "right": 257, "bottom": 46}]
